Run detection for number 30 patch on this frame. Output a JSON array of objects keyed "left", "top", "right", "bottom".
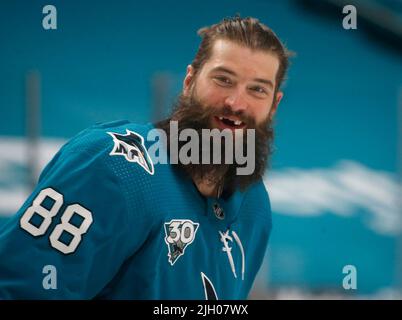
[
  {"left": 20, "top": 188, "right": 93, "bottom": 254},
  {"left": 164, "top": 219, "right": 199, "bottom": 265}
]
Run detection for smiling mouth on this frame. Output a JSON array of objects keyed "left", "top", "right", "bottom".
[{"left": 214, "top": 116, "right": 246, "bottom": 130}]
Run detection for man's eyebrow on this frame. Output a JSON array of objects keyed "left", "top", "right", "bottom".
[
  {"left": 210, "top": 66, "right": 274, "bottom": 89},
  {"left": 253, "top": 78, "right": 274, "bottom": 89},
  {"left": 210, "top": 66, "right": 237, "bottom": 76}
]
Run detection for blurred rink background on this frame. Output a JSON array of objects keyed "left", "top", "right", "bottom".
[{"left": 1, "top": 0, "right": 402, "bottom": 299}]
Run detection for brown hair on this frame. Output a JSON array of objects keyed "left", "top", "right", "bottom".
[{"left": 191, "top": 16, "right": 292, "bottom": 91}]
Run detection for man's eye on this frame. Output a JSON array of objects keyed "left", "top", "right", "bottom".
[
  {"left": 214, "top": 76, "right": 232, "bottom": 86},
  {"left": 250, "top": 86, "right": 268, "bottom": 95}
]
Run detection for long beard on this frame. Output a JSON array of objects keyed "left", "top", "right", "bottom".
[{"left": 155, "top": 93, "right": 274, "bottom": 195}]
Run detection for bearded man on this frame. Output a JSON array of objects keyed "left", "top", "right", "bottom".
[{"left": 0, "top": 16, "right": 291, "bottom": 299}]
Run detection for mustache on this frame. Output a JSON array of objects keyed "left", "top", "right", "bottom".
[
  {"left": 171, "top": 94, "right": 258, "bottom": 130},
  {"left": 217, "top": 105, "right": 256, "bottom": 128}
]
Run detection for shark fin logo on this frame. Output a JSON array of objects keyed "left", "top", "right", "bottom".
[
  {"left": 201, "top": 272, "right": 218, "bottom": 300},
  {"left": 164, "top": 219, "right": 199, "bottom": 265},
  {"left": 108, "top": 129, "right": 154, "bottom": 175}
]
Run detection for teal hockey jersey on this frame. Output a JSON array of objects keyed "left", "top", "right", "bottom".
[{"left": 0, "top": 120, "right": 272, "bottom": 299}]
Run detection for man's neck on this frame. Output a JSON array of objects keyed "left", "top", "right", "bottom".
[
  {"left": 194, "top": 179, "right": 217, "bottom": 198},
  {"left": 193, "top": 176, "right": 224, "bottom": 198}
]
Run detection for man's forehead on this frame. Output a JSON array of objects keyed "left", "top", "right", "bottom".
[{"left": 204, "top": 39, "right": 280, "bottom": 85}]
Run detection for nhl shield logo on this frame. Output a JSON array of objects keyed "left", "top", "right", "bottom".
[{"left": 164, "top": 219, "right": 199, "bottom": 265}]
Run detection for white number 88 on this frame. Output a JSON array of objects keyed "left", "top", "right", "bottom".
[{"left": 20, "top": 188, "right": 93, "bottom": 254}]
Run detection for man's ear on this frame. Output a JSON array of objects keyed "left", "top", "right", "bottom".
[
  {"left": 269, "top": 91, "right": 283, "bottom": 120},
  {"left": 183, "top": 65, "right": 194, "bottom": 96}
]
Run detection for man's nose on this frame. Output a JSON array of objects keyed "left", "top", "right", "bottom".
[{"left": 224, "top": 90, "right": 248, "bottom": 114}]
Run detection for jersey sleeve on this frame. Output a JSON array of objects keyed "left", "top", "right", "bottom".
[{"left": 0, "top": 132, "right": 149, "bottom": 299}]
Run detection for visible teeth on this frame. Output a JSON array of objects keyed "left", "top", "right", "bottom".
[{"left": 218, "top": 116, "right": 243, "bottom": 127}]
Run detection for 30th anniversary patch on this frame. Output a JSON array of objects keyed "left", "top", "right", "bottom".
[{"left": 164, "top": 219, "right": 199, "bottom": 265}]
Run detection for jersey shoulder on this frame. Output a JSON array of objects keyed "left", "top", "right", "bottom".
[
  {"left": 46, "top": 119, "right": 156, "bottom": 180},
  {"left": 36, "top": 120, "right": 159, "bottom": 227},
  {"left": 61, "top": 119, "right": 157, "bottom": 213},
  {"left": 62, "top": 120, "right": 153, "bottom": 160}
]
